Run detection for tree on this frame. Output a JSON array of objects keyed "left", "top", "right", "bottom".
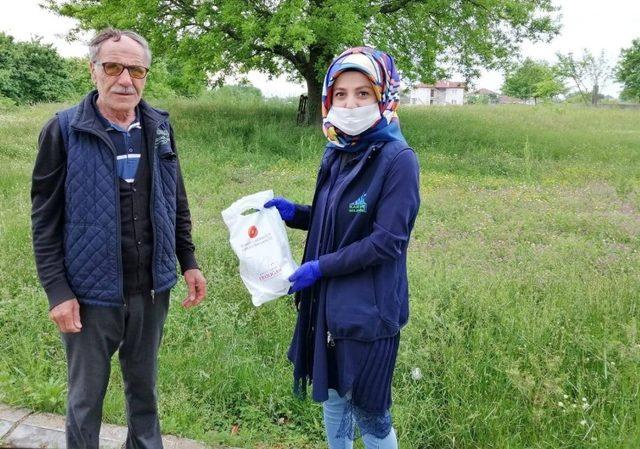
[
  {"left": 502, "top": 58, "right": 564, "bottom": 103},
  {"left": 556, "top": 50, "right": 612, "bottom": 106},
  {"left": 47, "top": 0, "right": 559, "bottom": 123},
  {"left": 0, "top": 33, "right": 83, "bottom": 104},
  {"left": 616, "top": 38, "right": 640, "bottom": 103},
  {"left": 64, "top": 57, "right": 94, "bottom": 100}
]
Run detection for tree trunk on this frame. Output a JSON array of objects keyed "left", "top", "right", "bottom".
[
  {"left": 591, "top": 84, "right": 599, "bottom": 106},
  {"left": 305, "top": 77, "right": 323, "bottom": 125}
]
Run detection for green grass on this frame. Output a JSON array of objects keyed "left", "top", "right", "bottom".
[{"left": 1, "top": 97, "right": 639, "bottom": 448}]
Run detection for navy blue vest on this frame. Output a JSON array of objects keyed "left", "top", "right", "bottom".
[{"left": 57, "top": 96, "right": 178, "bottom": 307}]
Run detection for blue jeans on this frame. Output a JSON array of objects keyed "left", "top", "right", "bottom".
[{"left": 323, "top": 389, "right": 398, "bottom": 449}]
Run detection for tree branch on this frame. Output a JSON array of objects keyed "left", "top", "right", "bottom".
[
  {"left": 380, "top": 0, "right": 416, "bottom": 14},
  {"left": 462, "top": 0, "right": 508, "bottom": 21}
]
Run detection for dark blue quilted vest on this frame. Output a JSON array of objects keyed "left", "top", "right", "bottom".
[{"left": 57, "top": 93, "right": 178, "bottom": 307}]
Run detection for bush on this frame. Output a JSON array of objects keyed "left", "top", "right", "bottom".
[
  {"left": 0, "top": 33, "right": 78, "bottom": 105},
  {"left": 206, "top": 84, "right": 263, "bottom": 103},
  {"left": 0, "top": 93, "right": 16, "bottom": 111},
  {"left": 64, "top": 57, "right": 93, "bottom": 101}
]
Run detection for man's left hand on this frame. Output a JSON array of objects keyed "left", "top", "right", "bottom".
[{"left": 182, "top": 268, "right": 207, "bottom": 308}]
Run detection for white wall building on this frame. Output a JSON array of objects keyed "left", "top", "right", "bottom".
[{"left": 409, "top": 81, "right": 466, "bottom": 105}]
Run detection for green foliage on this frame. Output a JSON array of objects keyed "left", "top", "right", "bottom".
[
  {"left": 556, "top": 50, "right": 612, "bottom": 105},
  {"left": 64, "top": 57, "right": 93, "bottom": 100},
  {"left": 206, "top": 85, "right": 263, "bottom": 103},
  {"left": 467, "top": 91, "right": 499, "bottom": 105},
  {"left": 47, "top": 0, "right": 560, "bottom": 121},
  {"left": 0, "top": 33, "right": 72, "bottom": 104},
  {"left": 143, "top": 58, "right": 177, "bottom": 100},
  {"left": 502, "top": 58, "right": 564, "bottom": 102},
  {"left": 1, "top": 98, "right": 640, "bottom": 448},
  {"left": 616, "top": 38, "right": 640, "bottom": 102},
  {"left": 0, "top": 93, "right": 16, "bottom": 111}
]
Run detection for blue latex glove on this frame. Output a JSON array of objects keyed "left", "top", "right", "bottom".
[
  {"left": 288, "top": 260, "right": 321, "bottom": 294},
  {"left": 264, "top": 197, "right": 296, "bottom": 221}
]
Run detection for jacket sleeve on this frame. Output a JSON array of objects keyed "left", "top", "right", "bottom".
[
  {"left": 170, "top": 125, "right": 199, "bottom": 274},
  {"left": 318, "top": 150, "right": 420, "bottom": 277},
  {"left": 31, "top": 117, "right": 76, "bottom": 310},
  {"left": 285, "top": 204, "right": 311, "bottom": 231}
]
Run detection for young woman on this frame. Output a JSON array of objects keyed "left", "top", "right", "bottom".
[{"left": 265, "top": 46, "right": 420, "bottom": 449}]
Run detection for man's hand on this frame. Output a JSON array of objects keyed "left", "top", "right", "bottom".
[
  {"left": 49, "top": 299, "right": 82, "bottom": 333},
  {"left": 183, "top": 269, "right": 207, "bottom": 308}
]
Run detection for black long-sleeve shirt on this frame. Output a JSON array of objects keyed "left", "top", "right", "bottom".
[{"left": 32, "top": 110, "right": 198, "bottom": 309}]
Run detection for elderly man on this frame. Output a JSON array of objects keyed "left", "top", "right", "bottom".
[{"left": 31, "top": 28, "right": 206, "bottom": 448}]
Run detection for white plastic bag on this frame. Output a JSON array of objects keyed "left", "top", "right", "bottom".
[{"left": 221, "top": 190, "right": 298, "bottom": 306}]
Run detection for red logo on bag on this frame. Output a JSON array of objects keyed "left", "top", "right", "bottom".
[{"left": 248, "top": 226, "right": 258, "bottom": 239}]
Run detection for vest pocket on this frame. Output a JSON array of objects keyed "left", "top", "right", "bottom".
[{"left": 64, "top": 223, "right": 116, "bottom": 296}]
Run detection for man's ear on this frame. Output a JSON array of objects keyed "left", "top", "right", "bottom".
[{"left": 89, "top": 61, "right": 97, "bottom": 85}]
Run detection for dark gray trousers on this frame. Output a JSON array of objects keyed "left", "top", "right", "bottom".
[{"left": 61, "top": 290, "right": 170, "bottom": 449}]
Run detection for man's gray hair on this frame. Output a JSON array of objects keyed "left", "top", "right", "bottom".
[{"left": 88, "top": 28, "right": 152, "bottom": 65}]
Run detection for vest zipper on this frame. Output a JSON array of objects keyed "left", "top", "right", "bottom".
[{"left": 148, "top": 123, "right": 159, "bottom": 302}]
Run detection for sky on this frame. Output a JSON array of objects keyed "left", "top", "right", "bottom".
[{"left": 1, "top": 0, "right": 638, "bottom": 97}]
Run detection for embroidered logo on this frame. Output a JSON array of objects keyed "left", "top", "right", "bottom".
[
  {"left": 348, "top": 193, "right": 367, "bottom": 213},
  {"left": 155, "top": 127, "right": 170, "bottom": 150}
]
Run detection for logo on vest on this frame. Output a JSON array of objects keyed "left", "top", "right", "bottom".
[
  {"left": 349, "top": 193, "right": 367, "bottom": 213},
  {"left": 155, "top": 127, "right": 170, "bottom": 150}
]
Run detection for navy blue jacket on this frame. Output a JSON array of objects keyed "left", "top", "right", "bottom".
[
  {"left": 287, "top": 140, "right": 420, "bottom": 341},
  {"left": 31, "top": 92, "right": 196, "bottom": 308}
]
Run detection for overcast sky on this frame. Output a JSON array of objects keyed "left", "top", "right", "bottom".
[{"left": 1, "top": 0, "right": 638, "bottom": 97}]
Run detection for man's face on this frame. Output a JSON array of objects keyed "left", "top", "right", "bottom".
[{"left": 90, "top": 36, "right": 148, "bottom": 113}]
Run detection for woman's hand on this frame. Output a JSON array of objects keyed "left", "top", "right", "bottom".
[
  {"left": 288, "top": 260, "right": 322, "bottom": 294},
  {"left": 264, "top": 197, "right": 296, "bottom": 221}
]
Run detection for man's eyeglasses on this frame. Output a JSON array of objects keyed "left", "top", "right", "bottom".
[{"left": 98, "top": 62, "right": 149, "bottom": 79}]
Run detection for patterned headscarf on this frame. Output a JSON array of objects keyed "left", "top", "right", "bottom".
[{"left": 321, "top": 46, "right": 406, "bottom": 152}]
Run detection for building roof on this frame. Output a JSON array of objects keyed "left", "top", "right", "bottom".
[
  {"left": 498, "top": 95, "right": 525, "bottom": 104},
  {"left": 415, "top": 80, "right": 467, "bottom": 89},
  {"left": 472, "top": 88, "right": 498, "bottom": 95}
]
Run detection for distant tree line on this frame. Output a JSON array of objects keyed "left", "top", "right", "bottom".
[
  {"left": 0, "top": 32, "right": 208, "bottom": 107},
  {"left": 0, "top": 33, "right": 92, "bottom": 106},
  {"left": 501, "top": 41, "right": 640, "bottom": 105},
  {"left": 2, "top": 25, "right": 639, "bottom": 109}
]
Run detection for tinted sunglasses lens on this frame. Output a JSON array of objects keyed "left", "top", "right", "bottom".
[
  {"left": 129, "top": 66, "right": 148, "bottom": 79},
  {"left": 103, "top": 62, "right": 124, "bottom": 76}
]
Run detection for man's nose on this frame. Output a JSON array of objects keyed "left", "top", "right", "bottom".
[{"left": 117, "top": 69, "right": 133, "bottom": 86}]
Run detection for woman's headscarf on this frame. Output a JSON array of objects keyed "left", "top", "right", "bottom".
[{"left": 321, "top": 46, "right": 406, "bottom": 152}]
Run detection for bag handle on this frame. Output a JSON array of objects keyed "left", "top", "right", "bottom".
[{"left": 221, "top": 190, "right": 274, "bottom": 225}]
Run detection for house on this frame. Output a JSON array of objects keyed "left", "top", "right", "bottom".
[
  {"left": 473, "top": 88, "right": 498, "bottom": 96},
  {"left": 409, "top": 81, "right": 466, "bottom": 105},
  {"left": 467, "top": 88, "right": 500, "bottom": 104}
]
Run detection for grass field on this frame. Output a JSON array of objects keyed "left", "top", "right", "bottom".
[{"left": 0, "top": 94, "right": 639, "bottom": 448}]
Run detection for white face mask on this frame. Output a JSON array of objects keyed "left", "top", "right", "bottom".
[{"left": 326, "top": 103, "right": 381, "bottom": 136}]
